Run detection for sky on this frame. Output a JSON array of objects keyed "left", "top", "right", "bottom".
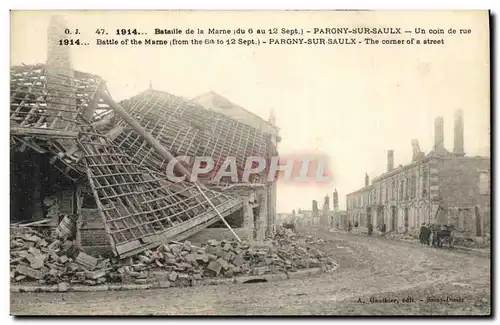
[{"left": 10, "top": 10, "right": 490, "bottom": 213}]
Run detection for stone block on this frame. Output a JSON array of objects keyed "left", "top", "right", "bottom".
[
  {"left": 207, "top": 239, "right": 219, "bottom": 247},
  {"left": 168, "top": 271, "right": 178, "bottom": 282},
  {"left": 30, "top": 255, "right": 46, "bottom": 269},
  {"left": 232, "top": 254, "right": 245, "bottom": 267},
  {"left": 207, "top": 260, "right": 222, "bottom": 276},
  {"left": 195, "top": 253, "right": 209, "bottom": 263},
  {"left": 217, "top": 258, "right": 231, "bottom": 271},
  {"left": 75, "top": 251, "right": 98, "bottom": 270},
  {"left": 184, "top": 254, "right": 197, "bottom": 265},
  {"left": 170, "top": 244, "right": 183, "bottom": 255},
  {"left": 252, "top": 266, "right": 269, "bottom": 276},
  {"left": 58, "top": 282, "right": 69, "bottom": 292},
  {"left": 16, "top": 265, "right": 42, "bottom": 280},
  {"left": 85, "top": 269, "right": 106, "bottom": 280},
  {"left": 138, "top": 255, "right": 152, "bottom": 264},
  {"left": 156, "top": 280, "right": 171, "bottom": 288},
  {"left": 183, "top": 240, "right": 192, "bottom": 252}
]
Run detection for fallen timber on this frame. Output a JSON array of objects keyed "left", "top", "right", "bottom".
[
  {"left": 10, "top": 64, "right": 245, "bottom": 258},
  {"left": 99, "top": 89, "right": 242, "bottom": 243}
]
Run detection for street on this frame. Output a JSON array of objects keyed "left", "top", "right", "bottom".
[{"left": 10, "top": 230, "right": 491, "bottom": 316}]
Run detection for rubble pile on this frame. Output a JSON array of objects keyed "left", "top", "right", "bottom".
[
  {"left": 10, "top": 226, "right": 106, "bottom": 287},
  {"left": 274, "top": 226, "right": 298, "bottom": 242},
  {"left": 275, "top": 227, "right": 326, "bottom": 246},
  {"left": 11, "top": 225, "right": 337, "bottom": 288}
]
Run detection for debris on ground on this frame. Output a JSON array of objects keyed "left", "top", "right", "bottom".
[{"left": 10, "top": 225, "right": 337, "bottom": 288}]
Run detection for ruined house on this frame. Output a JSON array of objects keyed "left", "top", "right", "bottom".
[
  {"left": 10, "top": 16, "right": 279, "bottom": 258},
  {"left": 346, "top": 111, "right": 491, "bottom": 237}
]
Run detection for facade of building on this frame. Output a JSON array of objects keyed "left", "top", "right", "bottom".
[
  {"left": 333, "top": 210, "right": 348, "bottom": 229},
  {"left": 346, "top": 111, "right": 491, "bottom": 237},
  {"left": 191, "top": 92, "right": 280, "bottom": 242},
  {"left": 296, "top": 209, "right": 313, "bottom": 226}
]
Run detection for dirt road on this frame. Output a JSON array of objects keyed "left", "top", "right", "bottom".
[{"left": 10, "top": 230, "right": 491, "bottom": 316}]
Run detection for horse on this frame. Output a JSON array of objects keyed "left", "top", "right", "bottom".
[{"left": 431, "top": 226, "right": 455, "bottom": 248}]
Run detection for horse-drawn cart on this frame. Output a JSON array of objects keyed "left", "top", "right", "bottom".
[{"left": 430, "top": 225, "right": 455, "bottom": 248}]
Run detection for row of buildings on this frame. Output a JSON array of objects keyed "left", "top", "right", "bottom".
[
  {"left": 344, "top": 110, "right": 490, "bottom": 237},
  {"left": 277, "top": 190, "right": 343, "bottom": 229},
  {"left": 282, "top": 109, "right": 490, "bottom": 240}
]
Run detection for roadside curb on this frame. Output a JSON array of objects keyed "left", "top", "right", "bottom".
[{"left": 11, "top": 264, "right": 338, "bottom": 293}]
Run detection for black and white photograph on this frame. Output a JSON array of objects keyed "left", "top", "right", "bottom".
[{"left": 8, "top": 10, "right": 491, "bottom": 316}]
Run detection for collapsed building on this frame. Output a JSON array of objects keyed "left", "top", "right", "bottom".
[{"left": 10, "top": 16, "right": 279, "bottom": 259}]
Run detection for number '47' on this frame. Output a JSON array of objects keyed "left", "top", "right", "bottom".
[{"left": 95, "top": 29, "right": 106, "bottom": 35}]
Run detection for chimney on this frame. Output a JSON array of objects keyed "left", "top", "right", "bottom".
[
  {"left": 47, "top": 16, "right": 72, "bottom": 72},
  {"left": 312, "top": 200, "right": 318, "bottom": 219},
  {"left": 324, "top": 194, "right": 330, "bottom": 211},
  {"left": 434, "top": 117, "right": 445, "bottom": 151},
  {"left": 387, "top": 150, "right": 394, "bottom": 172},
  {"left": 453, "top": 109, "right": 465, "bottom": 156},
  {"left": 268, "top": 109, "right": 276, "bottom": 126},
  {"left": 411, "top": 139, "right": 422, "bottom": 161},
  {"left": 365, "top": 173, "right": 369, "bottom": 187},
  {"left": 46, "top": 16, "right": 76, "bottom": 132}
]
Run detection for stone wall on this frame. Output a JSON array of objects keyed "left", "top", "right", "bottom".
[
  {"left": 186, "top": 228, "right": 254, "bottom": 245},
  {"left": 77, "top": 208, "right": 113, "bottom": 256},
  {"left": 438, "top": 156, "right": 490, "bottom": 235},
  {"left": 439, "top": 157, "right": 490, "bottom": 207},
  {"left": 347, "top": 155, "right": 490, "bottom": 236}
]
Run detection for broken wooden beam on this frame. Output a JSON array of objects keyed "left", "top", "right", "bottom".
[
  {"left": 10, "top": 127, "right": 78, "bottom": 138},
  {"left": 100, "top": 88, "right": 242, "bottom": 243},
  {"left": 100, "top": 89, "right": 191, "bottom": 179},
  {"left": 83, "top": 82, "right": 104, "bottom": 122}
]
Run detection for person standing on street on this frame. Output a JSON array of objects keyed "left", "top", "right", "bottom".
[
  {"left": 419, "top": 223, "right": 426, "bottom": 244},
  {"left": 424, "top": 223, "right": 431, "bottom": 245}
]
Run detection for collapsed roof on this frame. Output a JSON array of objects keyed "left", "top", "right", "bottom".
[{"left": 10, "top": 64, "right": 275, "bottom": 258}]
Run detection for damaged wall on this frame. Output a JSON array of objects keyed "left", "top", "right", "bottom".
[
  {"left": 10, "top": 149, "right": 76, "bottom": 223},
  {"left": 10, "top": 17, "right": 279, "bottom": 259}
]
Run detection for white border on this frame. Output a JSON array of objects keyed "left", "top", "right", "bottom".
[{"left": 2, "top": 1, "right": 498, "bottom": 323}]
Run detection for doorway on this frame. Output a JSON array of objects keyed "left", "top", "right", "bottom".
[
  {"left": 475, "top": 206, "right": 482, "bottom": 236},
  {"left": 404, "top": 207, "right": 409, "bottom": 233},
  {"left": 10, "top": 150, "right": 75, "bottom": 223},
  {"left": 366, "top": 207, "right": 372, "bottom": 227},
  {"left": 377, "top": 206, "right": 384, "bottom": 229},
  {"left": 391, "top": 206, "right": 397, "bottom": 232}
]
